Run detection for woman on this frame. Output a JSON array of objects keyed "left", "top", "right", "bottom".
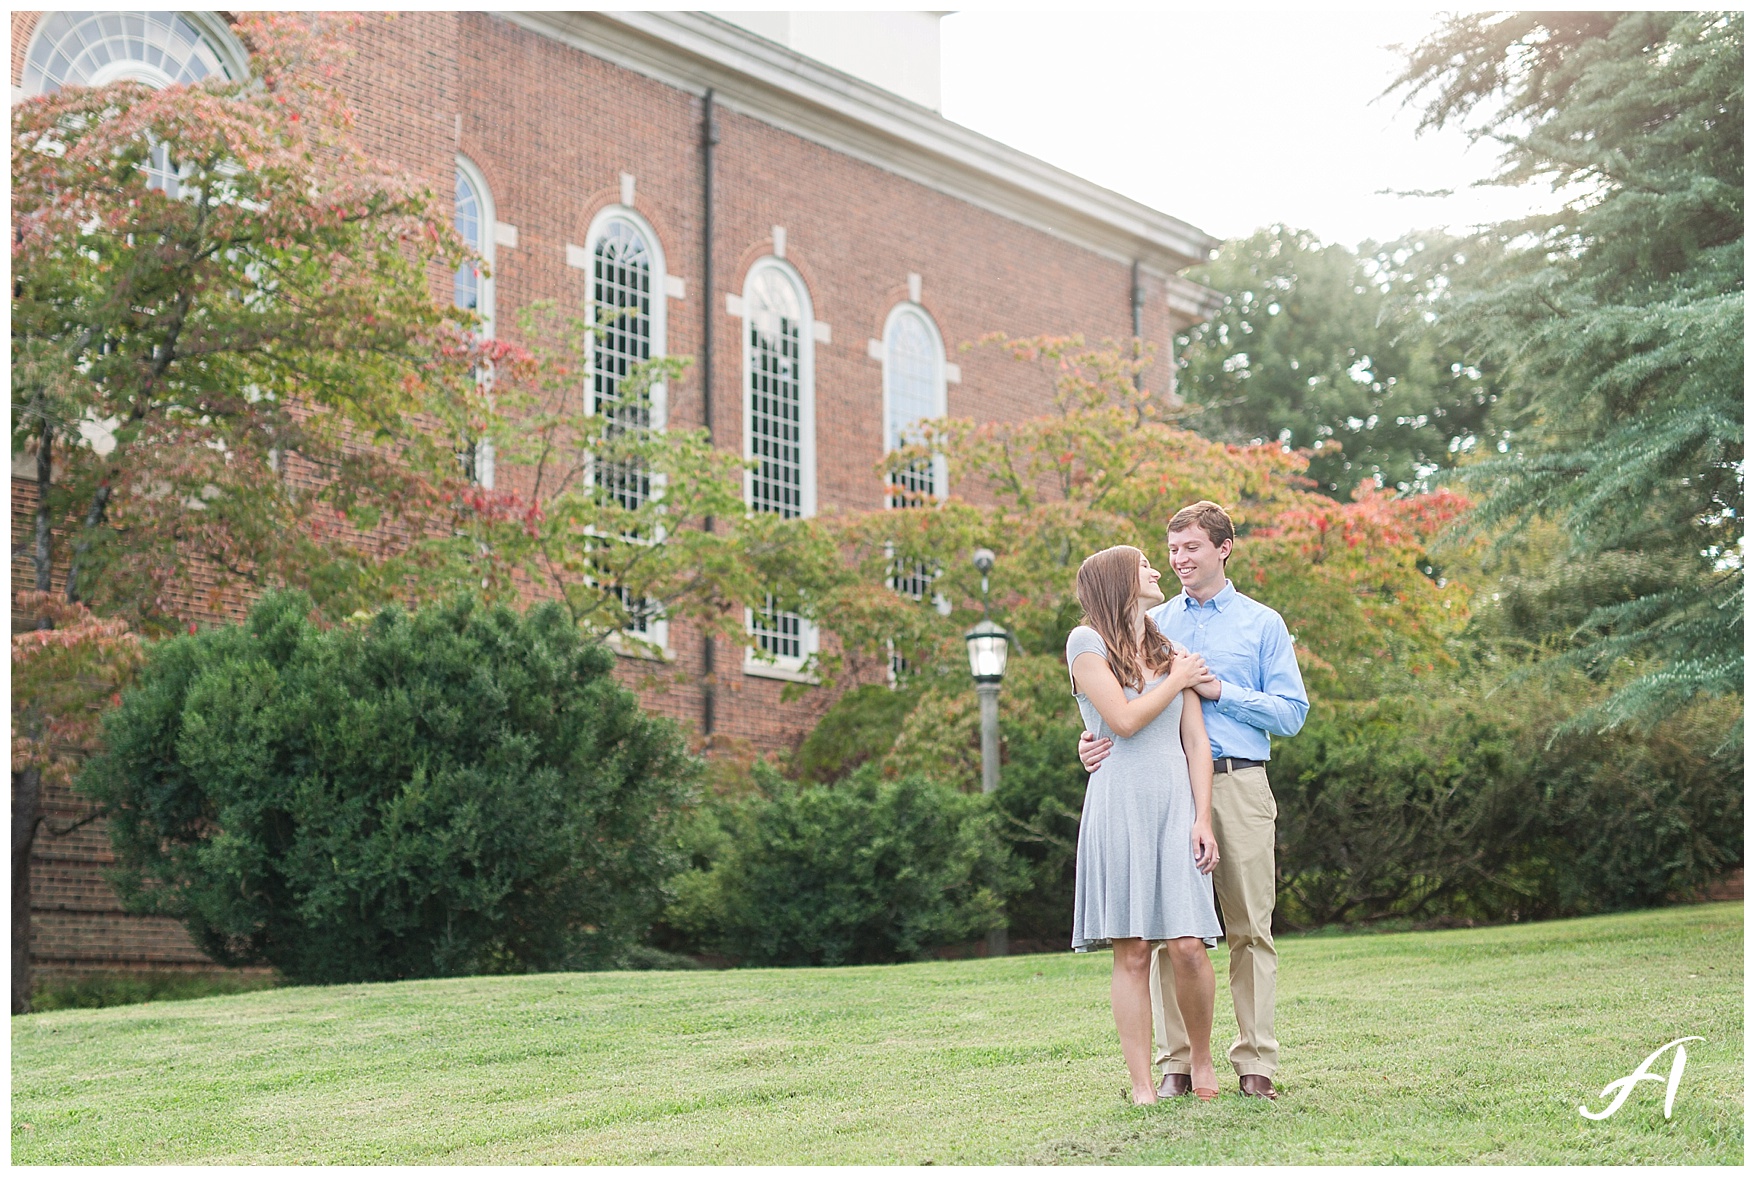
[{"left": 1066, "top": 544, "right": 1223, "bottom": 1105}]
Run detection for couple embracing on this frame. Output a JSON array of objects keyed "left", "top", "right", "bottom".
[{"left": 1065, "top": 501, "right": 1307, "bottom": 1105}]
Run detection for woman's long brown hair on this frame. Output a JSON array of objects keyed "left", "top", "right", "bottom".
[{"left": 1075, "top": 545, "right": 1176, "bottom": 691}]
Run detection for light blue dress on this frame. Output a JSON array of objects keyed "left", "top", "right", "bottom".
[{"left": 1066, "top": 625, "right": 1221, "bottom": 951}]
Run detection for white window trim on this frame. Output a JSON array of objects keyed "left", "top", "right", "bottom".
[
  {"left": 742, "top": 605, "right": 821, "bottom": 683},
  {"left": 183, "top": 12, "right": 252, "bottom": 79},
  {"left": 880, "top": 300, "right": 949, "bottom": 508},
  {"left": 740, "top": 255, "right": 818, "bottom": 680},
  {"left": 604, "top": 630, "right": 678, "bottom": 663},
  {"left": 583, "top": 203, "right": 671, "bottom": 658}
]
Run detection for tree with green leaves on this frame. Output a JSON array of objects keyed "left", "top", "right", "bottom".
[
  {"left": 759, "top": 336, "right": 1473, "bottom": 945},
  {"left": 422, "top": 303, "right": 781, "bottom": 659},
  {"left": 1395, "top": 11, "right": 1743, "bottom": 727},
  {"left": 11, "top": 593, "right": 144, "bottom": 1013},
  {"left": 1177, "top": 225, "right": 1508, "bottom": 499},
  {"left": 8, "top": 12, "right": 796, "bottom": 991}
]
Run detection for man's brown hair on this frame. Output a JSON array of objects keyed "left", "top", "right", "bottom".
[{"left": 1167, "top": 500, "right": 1236, "bottom": 558}]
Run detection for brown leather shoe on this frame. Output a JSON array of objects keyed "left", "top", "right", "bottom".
[
  {"left": 1239, "top": 1074, "right": 1278, "bottom": 1100},
  {"left": 1157, "top": 1072, "right": 1192, "bottom": 1098}
]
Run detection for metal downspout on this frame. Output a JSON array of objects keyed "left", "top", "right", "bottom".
[{"left": 700, "top": 89, "right": 719, "bottom": 739}]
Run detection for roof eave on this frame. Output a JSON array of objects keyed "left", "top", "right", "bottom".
[{"left": 504, "top": 10, "right": 1220, "bottom": 275}]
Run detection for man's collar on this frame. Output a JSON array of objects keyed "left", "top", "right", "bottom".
[{"left": 1179, "top": 579, "right": 1237, "bottom": 611}]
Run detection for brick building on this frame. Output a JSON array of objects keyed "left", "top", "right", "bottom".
[{"left": 11, "top": 10, "right": 1220, "bottom": 977}]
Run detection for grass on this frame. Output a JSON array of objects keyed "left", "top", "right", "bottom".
[{"left": 11, "top": 903, "right": 1742, "bottom": 1164}]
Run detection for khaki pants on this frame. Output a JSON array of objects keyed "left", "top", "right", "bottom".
[{"left": 1151, "top": 763, "right": 1279, "bottom": 1078}]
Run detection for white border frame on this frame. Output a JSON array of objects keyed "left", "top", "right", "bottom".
[
  {"left": 740, "top": 255, "right": 819, "bottom": 680},
  {"left": 583, "top": 204, "right": 671, "bottom": 658}
]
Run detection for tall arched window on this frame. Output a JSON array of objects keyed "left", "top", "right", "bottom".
[
  {"left": 590, "top": 216, "right": 665, "bottom": 509},
  {"left": 454, "top": 155, "right": 496, "bottom": 487},
  {"left": 21, "top": 11, "right": 244, "bottom": 95},
  {"left": 882, "top": 304, "right": 949, "bottom": 677},
  {"left": 453, "top": 156, "right": 494, "bottom": 330},
  {"left": 743, "top": 261, "right": 815, "bottom": 520},
  {"left": 742, "top": 258, "right": 817, "bottom": 677},
  {"left": 585, "top": 206, "right": 668, "bottom": 647},
  {"left": 883, "top": 303, "right": 947, "bottom": 509}
]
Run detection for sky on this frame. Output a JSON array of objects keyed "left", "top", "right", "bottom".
[{"left": 938, "top": 8, "right": 1566, "bottom": 250}]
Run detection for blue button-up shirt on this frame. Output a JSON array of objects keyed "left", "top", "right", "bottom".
[{"left": 1147, "top": 580, "right": 1308, "bottom": 761}]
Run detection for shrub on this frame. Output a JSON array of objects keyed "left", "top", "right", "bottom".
[
  {"left": 78, "top": 591, "right": 697, "bottom": 984},
  {"left": 879, "top": 657, "right": 1092, "bottom": 946},
  {"left": 1273, "top": 674, "right": 1743, "bottom": 926},
  {"left": 788, "top": 653, "right": 1092, "bottom": 947},
  {"left": 29, "top": 970, "right": 280, "bottom": 1012},
  {"left": 784, "top": 653, "right": 1740, "bottom": 941},
  {"left": 666, "top": 762, "right": 1022, "bottom": 966}
]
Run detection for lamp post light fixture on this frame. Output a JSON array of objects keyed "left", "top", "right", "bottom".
[
  {"left": 964, "top": 617, "right": 1010, "bottom": 689},
  {"left": 965, "top": 547, "right": 1009, "bottom": 957}
]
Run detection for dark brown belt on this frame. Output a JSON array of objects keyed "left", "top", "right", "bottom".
[{"left": 1213, "top": 757, "right": 1265, "bottom": 775}]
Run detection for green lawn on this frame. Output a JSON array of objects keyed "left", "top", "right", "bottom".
[{"left": 11, "top": 903, "right": 1742, "bottom": 1164}]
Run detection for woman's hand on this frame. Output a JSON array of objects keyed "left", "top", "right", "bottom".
[
  {"left": 1159, "top": 652, "right": 1215, "bottom": 696},
  {"left": 1192, "top": 821, "right": 1219, "bottom": 875}
]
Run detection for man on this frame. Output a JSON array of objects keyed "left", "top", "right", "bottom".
[{"left": 1079, "top": 500, "right": 1307, "bottom": 1100}]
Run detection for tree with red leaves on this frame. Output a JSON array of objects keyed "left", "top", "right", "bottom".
[
  {"left": 8, "top": 15, "right": 506, "bottom": 1009},
  {"left": 10, "top": 13, "right": 482, "bottom": 632},
  {"left": 806, "top": 334, "right": 1471, "bottom": 699}
]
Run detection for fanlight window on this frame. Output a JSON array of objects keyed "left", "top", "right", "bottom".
[
  {"left": 23, "top": 12, "right": 243, "bottom": 199},
  {"left": 23, "top": 11, "right": 235, "bottom": 95}
]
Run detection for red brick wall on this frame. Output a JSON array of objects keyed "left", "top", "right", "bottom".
[{"left": 27, "top": 769, "right": 218, "bottom": 979}]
